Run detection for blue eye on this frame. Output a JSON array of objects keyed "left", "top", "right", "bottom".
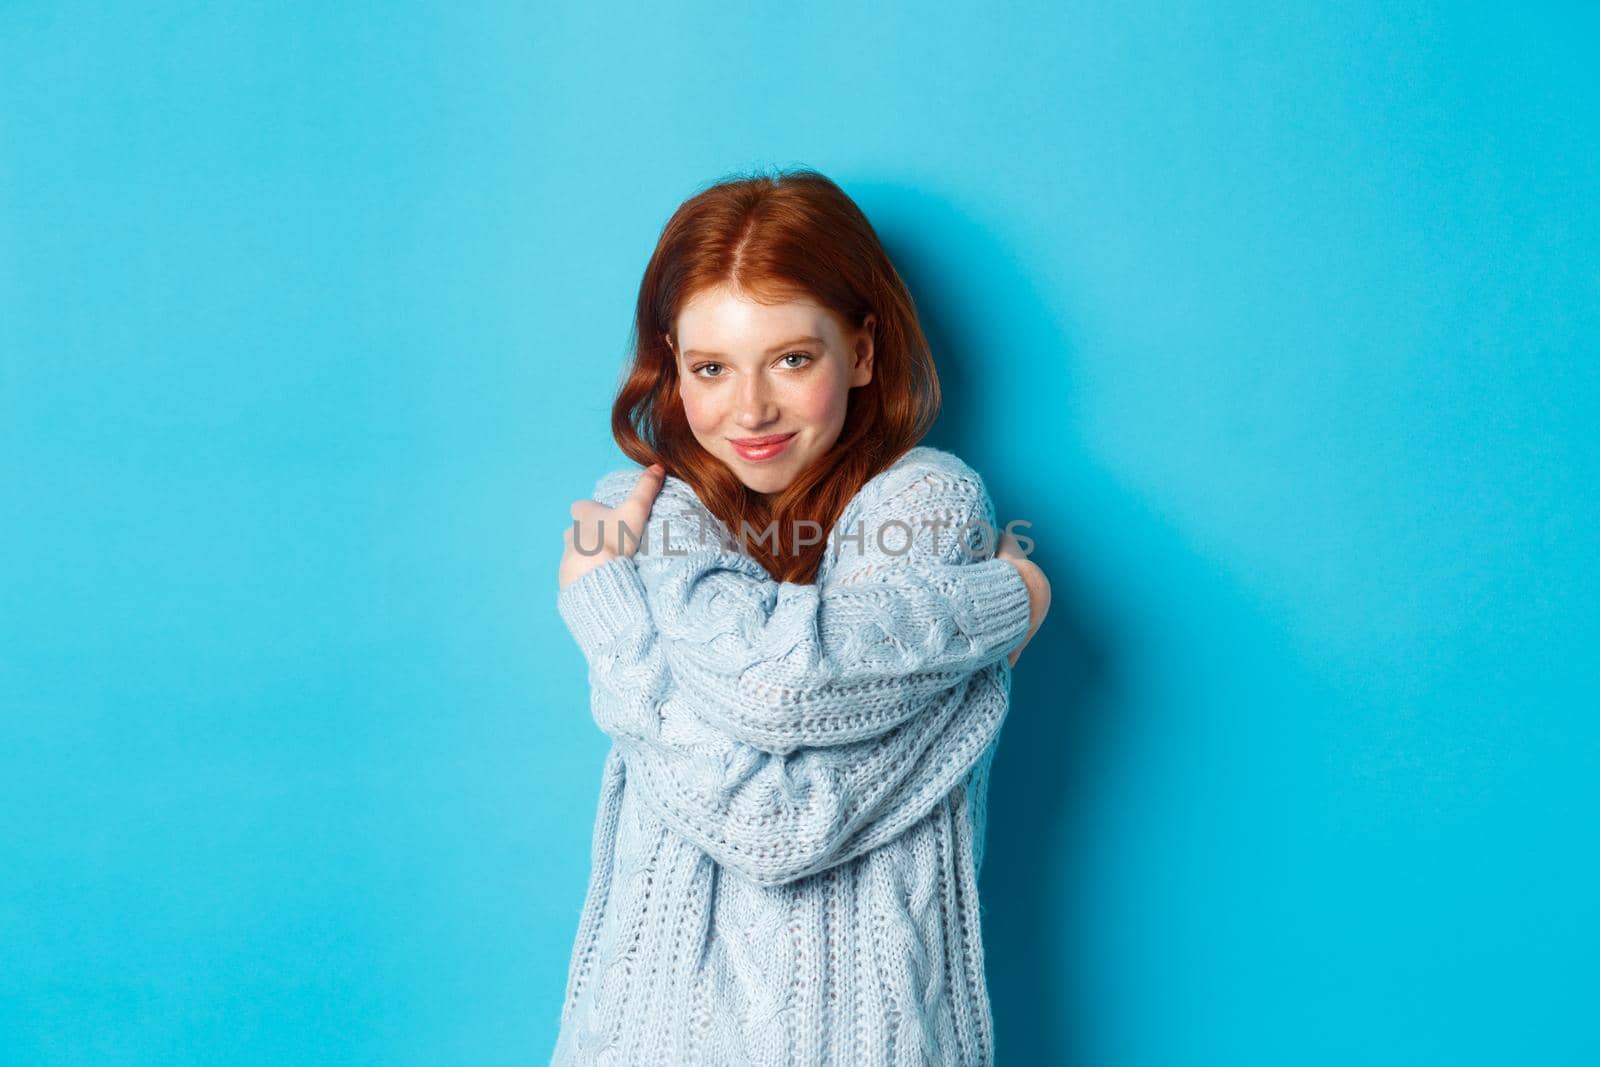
[
  {"left": 781, "top": 352, "right": 813, "bottom": 368},
  {"left": 693, "top": 363, "right": 723, "bottom": 378}
]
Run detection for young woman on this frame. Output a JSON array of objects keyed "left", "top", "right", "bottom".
[{"left": 552, "top": 169, "right": 1050, "bottom": 1066}]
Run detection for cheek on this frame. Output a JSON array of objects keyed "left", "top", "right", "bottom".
[
  {"left": 794, "top": 376, "right": 850, "bottom": 424},
  {"left": 678, "top": 385, "right": 715, "bottom": 432}
]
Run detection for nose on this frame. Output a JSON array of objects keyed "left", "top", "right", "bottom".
[{"left": 734, "top": 373, "right": 778, "bottom": 430}]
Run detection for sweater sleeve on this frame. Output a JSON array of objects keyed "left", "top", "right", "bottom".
[
  {"left": 555, "top": 454, "right": 1033, "bottom": 887},
  {"left": 582, "top": 458, "right": 1032, "bottom": 754}
]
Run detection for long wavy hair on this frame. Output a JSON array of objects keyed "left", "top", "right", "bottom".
[{"left": 610, "top": 167, "right": 942, "bottom": 585}]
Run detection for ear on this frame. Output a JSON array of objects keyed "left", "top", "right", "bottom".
[{"left": 850, "top": 314, "right": 875, "bottom": 387}]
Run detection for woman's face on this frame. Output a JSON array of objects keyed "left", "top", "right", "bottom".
[{"left": 671, "top": 284, "right": 874, "bottom": 496}]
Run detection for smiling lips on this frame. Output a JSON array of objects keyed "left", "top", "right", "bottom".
[{"left": 729, "top": 432, "right": 797, "bottom": 462}]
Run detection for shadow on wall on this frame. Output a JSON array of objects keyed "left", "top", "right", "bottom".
[{"left": 861, "top": 179, "right": 1128, "bottom": 1066}]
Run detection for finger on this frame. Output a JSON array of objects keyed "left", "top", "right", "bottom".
[
  {"left": 618, "top": 463, "right": 667, "bottom": 518},
  {"left": 631, "top": 463, "right": 666, "bottom": 497}
]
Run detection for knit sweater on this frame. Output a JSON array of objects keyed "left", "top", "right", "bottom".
[{"left": 551, "top": 445, "right": 1034, "bottom": 1066}]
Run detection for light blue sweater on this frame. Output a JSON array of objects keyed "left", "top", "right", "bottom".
[{"left": 552, "top": 445, "right": 1033, "bottom": 1066}]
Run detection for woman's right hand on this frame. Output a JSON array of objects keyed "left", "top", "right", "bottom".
[
  {"left": 559, "top": 463, "right": 666, "bottom": 591},
  {"left": 996, "top": 530, "right": 1049, "bottom": 668}
]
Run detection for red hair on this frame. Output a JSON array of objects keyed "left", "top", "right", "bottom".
[{"left": 610, "top": 167, "right": 942, "bottom": 584}]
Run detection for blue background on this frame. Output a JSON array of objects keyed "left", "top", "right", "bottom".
[{"left": 3, "top": 3, "right": 1595, "bottom": 1063}]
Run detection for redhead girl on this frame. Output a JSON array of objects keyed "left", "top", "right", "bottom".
[{"left": 553, "top": 168, "right": 1050, "bottom": 1066}]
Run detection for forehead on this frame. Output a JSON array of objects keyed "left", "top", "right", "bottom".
[{"left": 675, "top": 286, "right": 840, "bottom": 351}]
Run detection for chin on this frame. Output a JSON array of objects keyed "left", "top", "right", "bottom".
[
  {"left": 739, "top": 473, "right": 788, "bottom": 494},
  {"left": 726, "top": 462, "right": 791, "bottom": 494}
]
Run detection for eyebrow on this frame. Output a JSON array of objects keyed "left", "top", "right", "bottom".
[{"left": 682, "top": 336, "right": 825, "bottom": 360}]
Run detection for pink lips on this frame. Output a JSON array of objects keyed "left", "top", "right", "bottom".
[{"left": 729, "top": 432, "right": 797, "bottom": 462}]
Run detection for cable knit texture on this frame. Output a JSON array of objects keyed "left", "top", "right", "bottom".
[{"left": 551, "top": 445, "right": 1032, "bottom": 1066}]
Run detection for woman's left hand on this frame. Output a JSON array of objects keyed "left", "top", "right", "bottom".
[
  {"left": 559, "top": 463, "right": 667, "bottom": 590},
  {"left": 996, "top": 530, "right": 1050, "bottom": 668}
]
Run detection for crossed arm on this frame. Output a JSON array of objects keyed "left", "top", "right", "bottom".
[{"left": 557, "top": 462, "right": 1033, "bottom": 886}]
